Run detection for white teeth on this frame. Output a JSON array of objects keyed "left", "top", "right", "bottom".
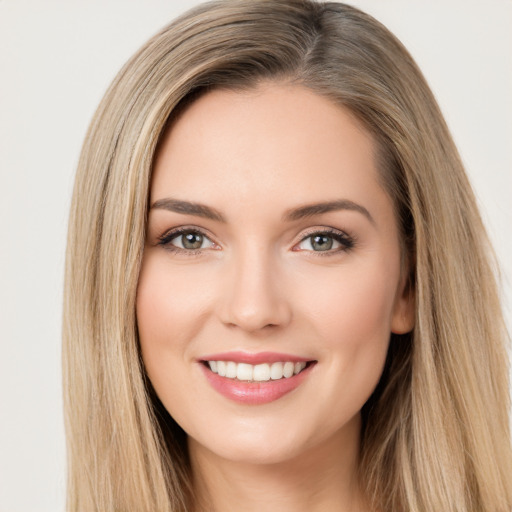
[
  {"left": 283, "top": 361, "right": 294, "bottom": 378},
  {"left": 270, "top": 362, "right": 283, "bottom": 380},
  {"left": 226, "top": 361, "right": 237, "bottom": 378},
  {"left": 236, "top": 363, "right": 253, "bottom": 381},
  {"left": 253, "top": 363, "right": 271, "bottom": 381},
  {"left": 217, "top": 361, "right": 226, "bottom": 377},
  {"left": 294, "top": 362, "right": 305, "bottom": 375},
  {"left": 206, "top": 360, "right": 309, "bottom": 381}
]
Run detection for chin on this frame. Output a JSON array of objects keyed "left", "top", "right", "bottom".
[
  {"left": 185, "top": 414, "right": 312, "bottom": 465},
  {"left": 194, "top": 434, "right": 307, "bottom": 466},
  {"left": 186, "top": 410, "right": 361, "bottom": 468}
]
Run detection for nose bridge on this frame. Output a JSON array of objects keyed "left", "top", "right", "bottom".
[{"left": 219, "top": 240, "right": 291, "bottom": 332}]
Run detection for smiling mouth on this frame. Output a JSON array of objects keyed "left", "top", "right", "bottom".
[
  {"left": 200, "top": 357, "right": 317, "bottom": 404},
  {"left": 202, "top": 360, "right": 315, "bottom": 382}
]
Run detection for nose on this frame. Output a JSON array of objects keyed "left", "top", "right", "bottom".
[{"left": 218, "top": 247, "right": 292, "bottom": 333}]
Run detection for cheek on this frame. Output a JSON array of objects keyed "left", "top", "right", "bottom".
[
  {"left": 137, "top": 254, "right": 213, "bottom": 350},
  {"left": 136, "top": 254, "right": 207, "bottom": 397},
  {"left": 297, "top": 261, "right": 398, "bottom": 350},
  {"left": 292, "top": 262, "right": 398, "bottom": 411}
]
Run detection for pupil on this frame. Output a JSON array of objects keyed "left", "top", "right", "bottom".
[
  {"left": 312, "top": 235, "right": 333, "bottom": 251},
  {"left": 183, "top": 232, "right": 203, "bottom": 249}
]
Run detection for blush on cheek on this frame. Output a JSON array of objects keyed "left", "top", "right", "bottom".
[{"left": 301, "top": 266, "right": 398, "bottom": 346}]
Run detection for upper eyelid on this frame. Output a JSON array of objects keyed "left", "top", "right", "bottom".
[
  {"left": 296, "top": 226, "right": 352, "bottom": 241},
  {"left": 293, "top": 226, "right": 356, "bottom": 253},
  {"left": 158, "top": 225, "right": 215, "bottom": 242},
  {"left": 157, "top": 227, "right": 218, "bottom": 255},
  {"left": 156, "top": 225, "right": 353, "bottom": 248}
]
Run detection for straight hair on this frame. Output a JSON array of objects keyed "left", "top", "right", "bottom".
[{"left": 63, "top": 1, "right": 512, "bottom": 510}]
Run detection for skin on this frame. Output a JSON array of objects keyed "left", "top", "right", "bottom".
[{"left": 137, "top": 83, "right": 414, "bottom": 511}]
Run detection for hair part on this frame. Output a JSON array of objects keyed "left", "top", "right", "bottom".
[{"left": 63, "top": 1, "right": 512, "bottom": 510}]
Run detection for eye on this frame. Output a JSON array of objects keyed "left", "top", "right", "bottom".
[
  {"left": 158, "top": 228, "right": 217, "bottom": 252},
  {"left": 295, "top": 229, "right": 354, "bottom": 253}
]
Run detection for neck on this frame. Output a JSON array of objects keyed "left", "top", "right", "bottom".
[{"left": 188, "top": 414, "right": 368, "bottom": 512}]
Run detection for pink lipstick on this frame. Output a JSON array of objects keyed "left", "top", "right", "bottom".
[{"left": 198, "top": 351, "right": 316, "bottom": 405}]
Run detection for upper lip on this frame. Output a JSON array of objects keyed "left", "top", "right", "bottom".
[{"left": 199, "top": 351, "right": 314, "bottom": 365}]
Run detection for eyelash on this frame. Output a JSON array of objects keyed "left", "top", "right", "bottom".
[
  {"left": 294, "top": 227, "right": 355, "bottom": 256},
  {"left": 157, "top": 227, "right": 217, "bottom": 256},
  {"left": 157, "top": 226, "right": 356, "bottom": 256}
]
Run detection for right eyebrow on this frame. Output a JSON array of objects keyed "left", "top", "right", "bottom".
[
  {"left": 283, "top": 199, "right": 375, "bottom": 226},
  {"left": 150, "top": 198, "right": 226, "bottom": 223}
]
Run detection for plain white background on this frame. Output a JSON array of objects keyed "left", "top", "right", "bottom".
[{"left": 0, "top": 1, "right": 510, "bottom": 510}]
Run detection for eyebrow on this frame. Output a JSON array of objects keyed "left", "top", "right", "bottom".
[
  {"left": 151, "top": 198, "right": 226, "bottom": 222},
  {"left": 283, "top": 199, "right": 375, "bottom": 225},
  {"left": 150, "top": 197, "right": 374, "bottom": 225}
]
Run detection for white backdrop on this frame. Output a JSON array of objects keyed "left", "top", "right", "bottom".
[{"left": 0, "top": 1, "right": 510, "bottom": 511}]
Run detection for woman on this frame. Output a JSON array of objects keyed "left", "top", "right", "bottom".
[{"left": 62, "top": 1, "right": 512, "bottom": 510}]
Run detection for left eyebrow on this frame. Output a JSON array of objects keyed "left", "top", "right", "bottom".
[
  {"left": 150, "top": 197, "right": 226, "bottom": 222},
  {"left": 283, "top": 199, "right": 375, "bottom": 225}
]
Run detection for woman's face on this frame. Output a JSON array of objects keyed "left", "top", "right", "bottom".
[{"left": 137, "top": 83, "right": 414, "bottom": 465}]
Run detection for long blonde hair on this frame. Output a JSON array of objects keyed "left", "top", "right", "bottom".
[{"left": 63, "top": 1, "right": 512, "bottom": 510}]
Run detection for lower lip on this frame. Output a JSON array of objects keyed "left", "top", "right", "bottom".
[{"left": 200, "top": 363, "right": 315, "bottom": 405}]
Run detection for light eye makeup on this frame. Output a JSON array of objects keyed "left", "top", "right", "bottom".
[
  {"left": 293, "top": 227, "right": 355, "bottom": 256},
  {"left": 157, "top": 227, "right": 218, "bottom": 255},
  {"left": 156, "top": 226, "right": 356, "bottom": 256}
]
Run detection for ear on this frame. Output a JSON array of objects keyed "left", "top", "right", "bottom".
[{"left": 390, "top": 276, "right": 415, "bottom": 334}]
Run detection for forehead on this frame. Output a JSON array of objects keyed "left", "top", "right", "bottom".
[{"left": 151, "top": 83, "right": 389, "bottom": 220}]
